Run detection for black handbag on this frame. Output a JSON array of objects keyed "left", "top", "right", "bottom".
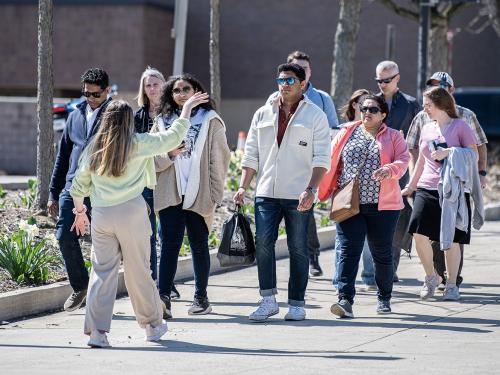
[{"left": 216, "top": 205, "right": 256, "bottom": 267}]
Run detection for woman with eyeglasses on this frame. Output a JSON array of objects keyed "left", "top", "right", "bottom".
[
  {"left": 332, "top": 89, "right": 378, "bottom": 293},
  {"left": 152, "top": 73, "right": 230, "bottom": 319},
  {"left": 402, "top": 87, "right": 478, "bottom": 301},
  {"left": 69, "top": 94, "right": 208, "bottom": 347},
  {"left": 134, "top": 67, "right": 166, "bottom": 284},
  {"left": 319, "top": 95, "right": 409, "bottom": 318}
]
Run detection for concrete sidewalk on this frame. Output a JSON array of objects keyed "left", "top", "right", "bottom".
[{"left": 1, "top": 222, "right": 499, "bottom": 374}]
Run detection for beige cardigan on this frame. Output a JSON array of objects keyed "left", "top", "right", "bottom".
[{"left": 152, "top": 110, "right": 230, "bottom": 230}]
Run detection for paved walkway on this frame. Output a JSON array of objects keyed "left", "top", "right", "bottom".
[{"left": 1, "top": 222, "right": 500, "bottom": 374}]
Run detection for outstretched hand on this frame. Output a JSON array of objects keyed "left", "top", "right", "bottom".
[{"left": 180, "top": 92, "right": 210, "bottom": 119}]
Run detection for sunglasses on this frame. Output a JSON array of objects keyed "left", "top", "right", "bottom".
[
  {"left": 82, "top": 90, "right": 104, "bottom": 98},
  {"left": 360, "top": 106, "right": 382, "bottom": 114},
  {"left": 375, "top": 74, "right": 398, "bottom": 84},
  {"left": 172, "top": 86, "right": 193, "bottom": 95},
  {"left": 276, "top": 77, "right": 298, "bottom": 86}
]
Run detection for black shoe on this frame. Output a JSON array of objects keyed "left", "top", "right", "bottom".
[
  {"left": 393, "top": 273, "right": 399, "bottom": 283},
  {"left": 330, "top": 299, "right": 354, "bottom": 318},
  {"left": 309, "top": 254, "right": 323, "bottom": 277},
  {"left": 170, "top": 284, "right": 181, "bottom": 299},
  {"left": 160, "top": 294, "right": 172, "bottom": 320},
  {"left": 376, "top": 299, "right": 391, "bottom": 314},
  {"left": 188, "top": 296, "right": 212, "bottom": 315},
  {"left": 63, "top": 289, "right": 87, "bottom": 312}
]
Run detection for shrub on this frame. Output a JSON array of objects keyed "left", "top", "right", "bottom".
[
  {"left": 18, "top": 179, "right": 37, "bottom": 209},
  {"left": 0, "top": 221, "right": 61, "bottom": 285}
]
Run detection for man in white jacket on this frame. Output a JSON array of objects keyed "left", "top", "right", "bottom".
[{"left": 234, "top": 63, "right": 330, "bottom": 322}]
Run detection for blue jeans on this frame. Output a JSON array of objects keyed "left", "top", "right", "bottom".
[
  {"left": 158, "top": 202, "right": 210, "bottom": 299},
  {"left": 56, "top": 190, "right": 91, "bottom": 292},
  {"left": 333, "top": 239, "right": 374, "bottom": 287},
  {"left": 254, "top": 197, "right": 310, "bottom": 307},
  {"left": 141, "top": 187, "right": 157, "bottom": 281},
  {"left": 336, "top": 204, "right": 399, "bottom": 304}
]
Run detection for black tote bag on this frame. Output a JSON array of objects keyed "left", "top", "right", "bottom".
[{"left": 217, "top": 205, "right": 256, "bottom": 267}]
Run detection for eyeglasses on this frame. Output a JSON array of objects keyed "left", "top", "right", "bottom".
[
  {"left": 276, "top": 77, "right": 298, "bottom": 86},
  {"left": 360, "top": 106, "right": 382, "bottom": 114},
  {"left": 172, "top": 86, "right": 193, "bottom": 95},
  {"left": 375, "top": 74, "right": 398, "bottom": 84},
  {"left": 82, "top": 90, "right": 104, "bottom": 98}
]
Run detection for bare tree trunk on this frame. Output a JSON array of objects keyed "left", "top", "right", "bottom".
[
  {"left": 485, "top": 0, "right": 500, "bottom": 37},
  {"left": 209, "top": 0, "right": 221, "bottom": 111},
  {"left": 331, "top": 0, "right": 362, "bottom": 114},
  {"left": 35, "top": 0, "right": 54, "bottom": 214},
  {"left": 428, "top": 15, "right": 449, "bottom": 74}
]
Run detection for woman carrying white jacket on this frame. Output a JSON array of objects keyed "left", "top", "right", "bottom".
[{"left": 153, "top": 73, "right": 230, "bottom": 319}]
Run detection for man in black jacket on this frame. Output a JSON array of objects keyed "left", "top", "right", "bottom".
[
  {"left": 48, "top": 68, "right": 112, "bottom": 311},
  {"left": 375, "top": 61, "right": 421, "bottom": 281}
]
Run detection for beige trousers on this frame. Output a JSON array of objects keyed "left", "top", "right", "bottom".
[{"left": 84, "top": 195, "right": 163, "bottom": 335}]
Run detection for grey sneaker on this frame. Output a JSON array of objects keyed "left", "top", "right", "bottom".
[
  {"left": 160, "top": 294, "right": 172, "bottom": 320},
  {"left": 63, "top": 289, "right": 87, "bottom": 312},
  {"left": 188, "top": 296, "right": 212, "bottom": 315},
  {"left": 284, "top": 305, "right": 306, "bottom": 321},
  {"left": 87, "top": 331, "right": 110, "bottom": 348},
  {"left": 249, "top": 296, "right": 279, "bottom": 322},
  {"left": 330, "top": 299, "right": 354, "bottom": 318},
  {"left": 376, "top": 299, "right": 391, "bottom": 314},
  {"left": 420, "top": 274, "right": 441, "bottom": 300},
  {"left": 443, "top": 284, "right": 460, "bottom": 301}
]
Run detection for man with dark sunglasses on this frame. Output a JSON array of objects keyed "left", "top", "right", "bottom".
[
  {"left": 374, "top": 60, "right": 421, "bottom": 282},
  {"left": 267, "top": 51, "right": 339, "bottom": 278},
  {"left": 235, "top": 63, "right": 330, "bottom": 322},
  {"left": 48, "top": 68, "right": 112, "bottom": 312},
  {"left": 406, "top": 71, "right": 488, "bottom": 291}
]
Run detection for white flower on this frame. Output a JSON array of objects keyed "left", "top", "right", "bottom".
[
  {"left": 18, "top": 219, "right": 30, "bottom": 232},
  {"left": 45, "top": 233, "right": 58, "bottom": 248}
]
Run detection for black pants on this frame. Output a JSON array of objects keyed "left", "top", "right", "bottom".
[
  {"left": 307, "top": 210, "right": 320, "bottom": 258},
  {"left": 432, "top": 241, "right": 464, "bottom": 286},
  {"left": 56, "top": 190, "right": 91, "bottom": 292}
]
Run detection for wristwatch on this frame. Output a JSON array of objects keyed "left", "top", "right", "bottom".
[
  {"left": 479, "top": 170, "right": 487, "bottom": 177},
  {"left": 306, "top": 186, "right": 318, "bottom": 194}
]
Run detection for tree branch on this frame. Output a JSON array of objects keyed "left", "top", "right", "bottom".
[{"left": 376, "top": 0, "right": 419, "bottom": 21}]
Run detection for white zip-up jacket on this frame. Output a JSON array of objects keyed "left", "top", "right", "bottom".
[{"left": 242, "top": 96, "right": 330, "bottom": 200}]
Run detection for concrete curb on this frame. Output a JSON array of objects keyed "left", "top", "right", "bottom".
[
  {"left": 0, "top": 176, "right": 34, "bottom": 190},
  {"left": 0, "top": 226, "right": 336, "bottom": 322},
  {"left": 484, "top": 203, "right": 500, "bottom": 221}
]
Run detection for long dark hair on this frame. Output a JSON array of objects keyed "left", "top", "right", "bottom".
[{"left": 160, "top": 73, "right": 215, "bottom": 118}]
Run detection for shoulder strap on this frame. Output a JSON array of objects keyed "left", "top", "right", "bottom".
[{"left": 354, "top": 138, "right": 376, "bottom": 180}]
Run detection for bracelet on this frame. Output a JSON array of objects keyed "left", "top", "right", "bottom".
[
  {"left": 238, "top": 186, "right": 247, "bottom": 191},
  {"left": 72, "top": 205, "right": 87, "bottom": 216},
  {"left": 404, "top": 185, "right": 415, "bottom": 192}
]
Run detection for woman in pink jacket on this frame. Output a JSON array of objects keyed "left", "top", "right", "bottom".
[{"left": 319, "top": 95, "right": 409, "bottom": 318}]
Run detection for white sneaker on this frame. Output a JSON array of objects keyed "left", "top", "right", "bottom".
[
  {"left": 249, "top": 296, "right": 279, "bottom": 322},
  {"left": 284, "top": 305, "right": 306, "bottom": 321},
  {"left": 420, "top": 274, "right": 442, "bottom": 300},
  {"left": 87, "top": 331, "right": 110, "bottom": 348},
  {"left": 145, "top": 320, "right": 168, "bottom": 342}
]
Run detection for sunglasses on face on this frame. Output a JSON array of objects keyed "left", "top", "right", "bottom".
[
  {"left": 82, "top": 90, "right": 104, "bottom": 98},
  {"left": 172, "top": 86, "right": 193, "bottom": 95},
  {"left": 375, "top": 74, "right": 398, "bottom": 84},
  {"left": 360, "top": 106, "right": 382, "bottom": 114},
  {"left": 276, "top": 77, "right": 298, "bottom": 86}
]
